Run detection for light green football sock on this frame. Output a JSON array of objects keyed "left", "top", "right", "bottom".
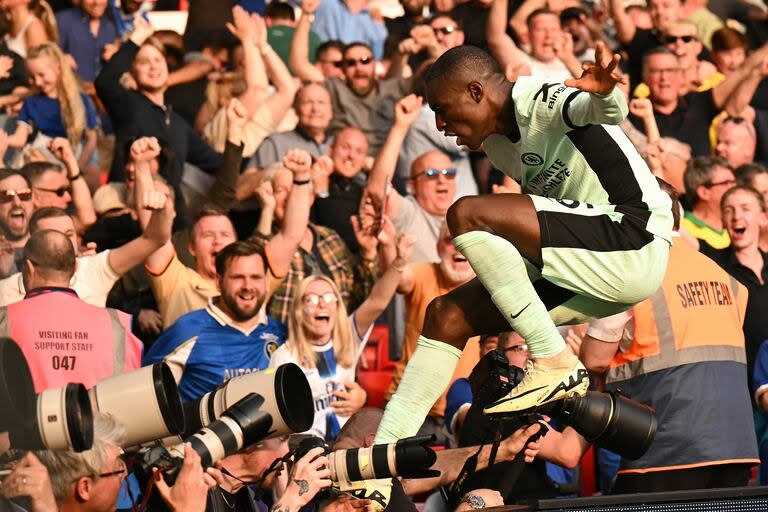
[
  {"left": 453, "top": 230, "right": 565, "bottom": 358},
  {"left": 374, "top": 336, "right": 462, "bottom": 444}
]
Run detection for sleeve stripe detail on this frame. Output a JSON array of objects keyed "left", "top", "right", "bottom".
[{"left": 562, "top": 90, "right": 582, "bottom": 130}]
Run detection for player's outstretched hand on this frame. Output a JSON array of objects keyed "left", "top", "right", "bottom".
[{"left": 564, "top": 41, "right": 625, "bottom": 95}]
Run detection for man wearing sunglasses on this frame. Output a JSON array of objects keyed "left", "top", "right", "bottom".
[
  {"left": 368, "top": 96, "right": 458, "bottom": 263},
  {"left": 607, "top": 0, "right": 682, "bottom": 89},
  {"left": 21, "top": 138, "right": 97, "bottom": 236},
  {"left": 291, "top": 0, "right": 416, "bottom": 152},
  {"left": 0, "top": 170, "right": 34, "bottom": 274}
]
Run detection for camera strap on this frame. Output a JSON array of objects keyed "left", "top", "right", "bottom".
[{"left": 444, "top": 419, "right": 505, "bottom": 509}]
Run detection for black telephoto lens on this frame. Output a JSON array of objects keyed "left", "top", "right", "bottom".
[{"left": 544, "top": 391, "right": 657, "bottom": 460}]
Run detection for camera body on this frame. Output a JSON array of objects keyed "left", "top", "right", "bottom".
[
  {"left": 292, "top": 435, "right": 330, "bottom": 462},
  {"left": 468, "top": 349, "right": 525, "bottom": 407},
  {"left": 468, "top": 349, "right": 657, "bottom": 460}
]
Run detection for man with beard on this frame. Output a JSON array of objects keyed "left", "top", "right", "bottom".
[
  {"left": 290, "top": 0, "right": 415, "bottom": 152},
  {"left": 0, "top": 170, "right": 33, "bottom": 278},
  {"left": 143, "top": 239, "right": 287, "bottom": 402},
  {"left": 384, "top": 221, "right": 477, "bottom": 443},
  {"left": 144, "top": 141, "right": 313, "bottom": 329}
]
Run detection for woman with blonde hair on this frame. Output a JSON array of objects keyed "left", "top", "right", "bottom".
[
  {"left": 270, "top": 221, "right": 414, "bottom": 441},
  {"left": 1, "top": 0, "right": 57, "bottom": 57},
  {"left": 4, "top": 42, "right": 98, "bottom": 169}
]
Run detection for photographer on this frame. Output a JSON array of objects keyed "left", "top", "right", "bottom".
[
  {"left": 204, "top": 436, "right": 334, "bottom": 512},
  {"left": 321, "top": 407, "right": 542, "bottom": 511},
  {"left": 445, "top": 332, "right": 587, "bottom": 503},
  {"left": 5, "top": 413, "right": 214, "bottom": 512}
]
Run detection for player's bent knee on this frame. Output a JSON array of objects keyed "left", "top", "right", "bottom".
[
  {"left": 447, "top": 196, "right": 482, "bottom": 237},
  {"left": 422, "top": 295, "right": 472, "bottom": 348}
]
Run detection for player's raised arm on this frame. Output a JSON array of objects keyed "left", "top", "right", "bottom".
[{"left": 559, "top": 42, "right": 629, "bottom": 127}]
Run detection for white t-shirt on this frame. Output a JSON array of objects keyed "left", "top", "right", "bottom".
[
  {"left": 0, "top": 250, "right": 119, "bottom": 307},
  {"left": 523, "top": 54, "right": 573, "bottom": 82},
  {"left": 269, "top": 314, "right": 372, "bottom": 440}
]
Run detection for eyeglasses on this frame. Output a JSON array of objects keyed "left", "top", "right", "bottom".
[
  {"left": 98, "top": 460, "right": 127, "bottom": 480},
  {"left": 433, "top": 25, "right": 457, "bottom": 36},
  {"left": 411, "top": 168, "right": 457, "bottom": 180},
  {"left": 34, "top": 186, "right": 71, "bottom": 197},
  {"left": 343, "top": 55, "right": 372, "bottom": 67},
  {"left": 504, "top": 344, "right": 528, "bottom": 354},
  {"left": 662, "top": 35, "right": 697, "bottom": 44},
  {"left": 0, "top": 188, "right": 32, "bottom": 203},
  {"left": 301, "top": 292, "right": 338, "bottom": 308},
  {"left": 704, "top": 179, "right": 736, "bottom": 188}
]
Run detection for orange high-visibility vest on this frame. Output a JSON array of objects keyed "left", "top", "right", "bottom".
[{"left": 606, "top": 238, "right": 758, "bottom": 474}]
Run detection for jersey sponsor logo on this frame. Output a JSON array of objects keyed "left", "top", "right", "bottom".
[
  {"left": 548, "top": 86, "right": 567, "bottom": 109},
  {"left": 526, "top": 158, "right": 571, "bottom": 196},
  {"left": 521, "top": 152, "right": 544, "bottom": 166},
  {"left": 223, "top": 367, "right": 264, "bottom": 379}
]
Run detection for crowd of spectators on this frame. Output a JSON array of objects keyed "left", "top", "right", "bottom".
[{"left": 3, "top": 0, "right": 768, "bottom": 509}]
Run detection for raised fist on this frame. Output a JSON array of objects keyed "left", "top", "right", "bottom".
[
  {"left": 394, "top": 94, "right": 423, "bottom": 128},
  {"left": 283, "top": 149, "right": 313, "bottom": 176},
  {"left": 48, "top": 137, "right": 76, "bottom": 163},
  {"left": 130, "top": 136, "right": 161, "bottom": 163}
]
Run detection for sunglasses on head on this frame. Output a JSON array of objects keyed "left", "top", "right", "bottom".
[
  {"left": 433, "top": 25, "right": 457, "bottom": 36},
  {"left": 302, "top": 292, "right": 338, "bottom": 307},
  {"left": 343, "top": 55, "right": 372, "bottom": 67},
  {"left": 35, "top": 186, "right": 71, "bottom": 197},
  {"left": 412, "top": 168, "right": 457, "bottom": 180},
  {"left": 662, "top": 35, "right": 696, "bottom": 44},
  {"left": 0, "top": 188, "right": 32, "bottom": 203}
]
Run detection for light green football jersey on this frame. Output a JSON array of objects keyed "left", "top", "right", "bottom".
[{"left": 483, "top": 76, "right": 672, "bottom": 243}]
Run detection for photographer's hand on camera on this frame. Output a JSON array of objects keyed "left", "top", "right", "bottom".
[
  {"left": 0, "top": 452, "right": 57, "bottom": 512},
  {"left": 154, "top": 444, "right": 216, "bottom": 512},
  {"left": 272, "top": 447, "right": 332, "bottom": 511},
  {"left": 500, "top": 423, "right": 543, "bottom": 463}
]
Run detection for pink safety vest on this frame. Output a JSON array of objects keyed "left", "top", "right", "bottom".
[{"left": 0, "top": 290, "right": 142, "bottom": 392}]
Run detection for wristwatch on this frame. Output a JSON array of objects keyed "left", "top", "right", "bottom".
[{"left": 458, "top": 494, "right": 486, "bottom": 509}]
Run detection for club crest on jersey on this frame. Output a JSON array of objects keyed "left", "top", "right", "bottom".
[
  {"left": 522, "top": 152, "right": 544, "bottom": 166},
  {"left": 264, "top": 340, "right": 278, "bottom": 357}
]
